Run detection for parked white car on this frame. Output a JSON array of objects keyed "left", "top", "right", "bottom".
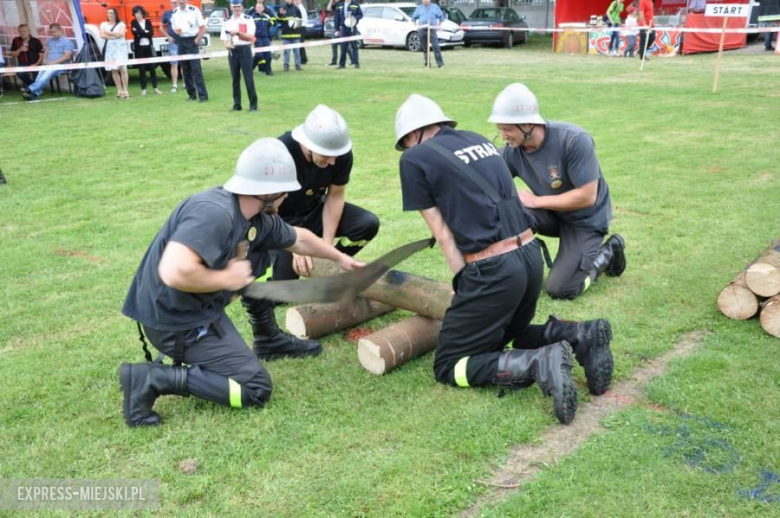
[{"left": 359, "top": 2, "right": 464, "bottom": 52}]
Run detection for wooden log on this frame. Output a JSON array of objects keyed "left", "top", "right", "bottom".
[
  {"left": 745, "top": 239, "right": 780, "bottom": 297},
  {"left": 718, "top": 271, "right": 760, "bottom": 320},
  {"left": 357, "top": 316, "right": 442, "bottom": 375},
  {"left": 285, "top": 298, "right": 394, "bottom": 339},
  {"left": 759, "top": 295, "right": 780, "bottom": 339},
  {"left": 309, "top": 258, "right": 453, "bottom": 320}
]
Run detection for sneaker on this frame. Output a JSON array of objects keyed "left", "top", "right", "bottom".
[
  {"left": 154, "top": 88, "right": 162, "bottom": 95},
  {"left": 141, "top": 89, "right": 147, "bottom": 96},
  {"left": 355, "top": 63, "right": 360, "bottom": 69},
  {"left": 171, "top": 85, "right": 178, "bottom": 93},
  {"left": 337, "top": 65, "right": 345, "bottom": 69},
  {"left": 186, "top": 96, "right": 197, "bottom": 102},
  {"left": 326, "top": 62, "right": 337, "bottom": 66},
  {"left": 295, "top": 66, "right": 302, "bottom": 71}
]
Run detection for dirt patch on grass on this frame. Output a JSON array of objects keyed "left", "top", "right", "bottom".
[
  {"left": 54, "top": 248, "right": 103, "bottom": 264},
  {"left": 460, "top": 329, "right": 708, "bottom": 517}
]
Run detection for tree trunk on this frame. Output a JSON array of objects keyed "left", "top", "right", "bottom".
[
  {"left": 308, "top": 259, "right": 453, "bottom": 320},
  {"left": 745, "top": 239, "right": 780, "bottom": 297},
  {"left": 285, "top": 298, "right": 394, "bottom": 339},
  {"left": 357, "top": 316, "right": 442, "bottom": 375},
  {"left": 759, "top": 295, "right": 780, "bottom": 338},
  {"left": 718, "top": 271, "right": 760, "bottom": 320}
]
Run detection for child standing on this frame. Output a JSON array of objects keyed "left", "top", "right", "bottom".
[{"left": 623, "top": 6, "right": 638, "bottom": 58}]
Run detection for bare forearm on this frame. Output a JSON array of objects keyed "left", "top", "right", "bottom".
[
  {"left": 438, "top": 234, "right": 465, "bottom": 274},
  {"left": 322, "top": 194, "right": 345, "bottom": 244},
  {"left": 288, "top": 227, "right": 344, "bottom": 263}
]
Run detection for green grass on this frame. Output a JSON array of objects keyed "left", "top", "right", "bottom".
[{"left": 1, "top": 36, "right": 779, "bottom": 515}]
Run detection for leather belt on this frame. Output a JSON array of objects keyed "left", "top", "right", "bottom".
[{"left": 464, "top": 228, "right": 535, "bottom": 264}]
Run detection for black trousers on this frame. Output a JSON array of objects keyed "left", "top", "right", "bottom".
[
  {"left": 435, "top": 242, "right": 547, "bottom": 387},
  {"left": 529, "top": 208, "right": 606, "bottom": 300},
  {"left": 179, "top": 36, "right": 208, "bottom": 100},
  {"left": 143, "top": 312, "right": 272, "bottom": 408},
  {"left": 421, "top": 28, "right": 443, "bottom": 67},
  {"left": 229, "top": 45, "right": 257, "bottom": 110},
  {"left": 271, "top": 201, "right": 379, "bottom": 280},
  {"left": 339, "top": 27, "right": 358, "bottom": 66},
  {"left": 299, "top": 33, "right": 308, "bottom": 64},
  {"left": 253, "top": 37, "right": 272, "bottom": 73},
  {"left": 638, "top": 29, "right": 656, "bottom": 58},
  {"left": 136, "top": 45, "right": 158, "bottom": 89}
]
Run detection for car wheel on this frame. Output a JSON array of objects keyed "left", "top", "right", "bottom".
[
  {"left": 522, "top": 30, "right": 528, "bottom": 44},
  {"left": 504, "top": 31, "right": 514, "bottom": 49},
  {"left": 406, "top": 31, "right": 421, "bottom": 52}
]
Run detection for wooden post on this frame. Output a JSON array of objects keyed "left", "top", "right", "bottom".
[
  {"left": 712, "top": 17, "right": 728, "bottom": 93},
  {"left": 427, "top": 24, "right": 431, "bottom": 70},
  {"left": 717, "top": 271, "right": 760, "bottom": 320},
  {"left": 285, "top": 298, "right": 394, "bottom": 339},
  {"left": 308, "top": 258, "right": 453, "bottom": 320},
  {"left": 744, "top": 239, "right": 780, "bottom": 297},
  {"left": 759, "top": 295, "right": 780, "bottom": 338},
  {"left": 357, "top": 316, "right": 442, "bottom": 375}
]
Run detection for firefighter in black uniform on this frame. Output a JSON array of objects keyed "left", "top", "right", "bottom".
[
  {"left": 247, "top": 0, "right": 275, "bottom": 75},
  {"left": 277, "top": 0, "right": 303, "bottom": 71},
  {"left": 395, "top": 94, "right": 616, "bottom": 424},
  {"left": 237, "top": 106, "right": 379, "bottom": 361},
  {"left": 120, "top": 138, "right": 363, "bottom": 427}
]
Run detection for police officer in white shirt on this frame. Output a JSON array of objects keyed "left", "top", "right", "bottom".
[
  {"left": 172, "top": 0, "right": 208, "bottom": 102},
  {"left": 222, "top": 0, "right": 258, "bottom": 112}
]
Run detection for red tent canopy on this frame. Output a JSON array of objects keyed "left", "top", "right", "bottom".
[{"left": 555, "top": 1, "right": 689, "bottom": 26}]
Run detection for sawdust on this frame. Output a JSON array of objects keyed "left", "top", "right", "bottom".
[
  {"left": 343, "top": 327, "right": 374, "bottom": 342},
  {"left": 460, "top": 329, "right": 708, "bottom": 517},
  {"left": 179, "top": 458, "right": 198, "bottom": 475}
]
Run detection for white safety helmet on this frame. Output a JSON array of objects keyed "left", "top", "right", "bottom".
[
  {"left": 291, "top": 104, "right": 352, "bottom": 156},
  {"left": 224, "top": 138, "right": 301, "bottom": 195},
  {"left": 488, "top": 83, "right": 545, "bottom": 126},
  {"left": 394, "top": 94, "right": 457, "bottom": 151}
]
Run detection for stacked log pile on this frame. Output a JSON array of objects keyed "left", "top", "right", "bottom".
[{"left": 717, "top": 239, "right": 780, "bottom": 338}]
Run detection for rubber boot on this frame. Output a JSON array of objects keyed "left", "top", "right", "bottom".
[
  {"left": 242, "top": 298, "right": 322, "bottom": 361},
  {"left": 495, "top": 342, "right": 578, "bottom": 424},
  {"left": 543, "top": 315, "right": 614, "bottom": 396},
  {"left": 590, "top": 234, "right": 626, "bottom": 279},
  {"left": 119, "top": 363, "right": 189, "bottom": 427}
]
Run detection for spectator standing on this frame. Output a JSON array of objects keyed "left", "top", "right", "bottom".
[
  {"left": 247, "top": 0, "right": 275, "bottom": 75},
  {"left": 22, "top": 24, "right": 74, "bottom": 101},
  {"left": 605, "top": 0, "right": 623, "bottom": 56},
  {"left": 160, "top": 0, "right": 181, "bottom": 92},
  {"left": 278, "top": 0, "right": 303, "bottom": 71},
  {"left": 334, "top": 0, "right": 362, "bottom": 69},
  {"left": 172, "top": 0, "right": 208, "bottom": 102},
  {"left": 622, "top": 7, "right": 637, "bottom": 57},
  {"left": 221, "top": 0, "right": 258, "bottom": 111},
  {"left": 411, "top": 0, "right": 443, "bottom": 68},
  {"left": 101, "top": 8, "right": 129, "bottom": 98},
  {"left": 131, "top": 6, "right": 162, "bottom": 96},
  {"left": 295, "top": 0, "right": 309, "bottom": 65},
  {"left": 326, "top": 0, "right": 352, "bottom": 66},
  {"left": 637, "top": 0, "right": 655, "bottom": 60},
  {"left": 758, "top": 0, "right": 780, "bottom": 51},
  {"left": 9, "top": 24, "right": 44, "bottom": 88}
]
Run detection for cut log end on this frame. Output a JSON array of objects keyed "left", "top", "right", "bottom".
[
  {"left": 718, "top": 284, "right": 759, "bottom": 320},
  {"left": 357, "top": 339, "right": 387, "bottom": 375},
  {"left": 745, "top": 263, "right": 780, "bottom": 298},
  {"left": 759, "top": 295, "right": 780, "bottom": 338},
  {"left": 285, "top": 307, "right": 308, "bottom": 338}
]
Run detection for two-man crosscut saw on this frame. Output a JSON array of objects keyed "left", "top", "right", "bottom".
[{"left": 239, "top": 237, "right": 435, "bottom": 304}]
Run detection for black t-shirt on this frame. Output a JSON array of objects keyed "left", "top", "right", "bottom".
[
  {"left": 11, "top": 37, "right": 44, "bottom": 66},
  {"left": 122, "top": 187, "right": 296, "bottom": 331},
  {"left": 277, "top": 131, "right": 352, "bottom": 219},
  {"left": 399, "top": 126, "right": 530, "bottom": 255}
]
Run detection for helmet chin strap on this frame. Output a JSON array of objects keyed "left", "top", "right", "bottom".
[
  {"left": 517, "top": 124, "right": 534, "bottom": 141},
  {"left": 415, "top": 128, "right": 425, "bottom": 147}
]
